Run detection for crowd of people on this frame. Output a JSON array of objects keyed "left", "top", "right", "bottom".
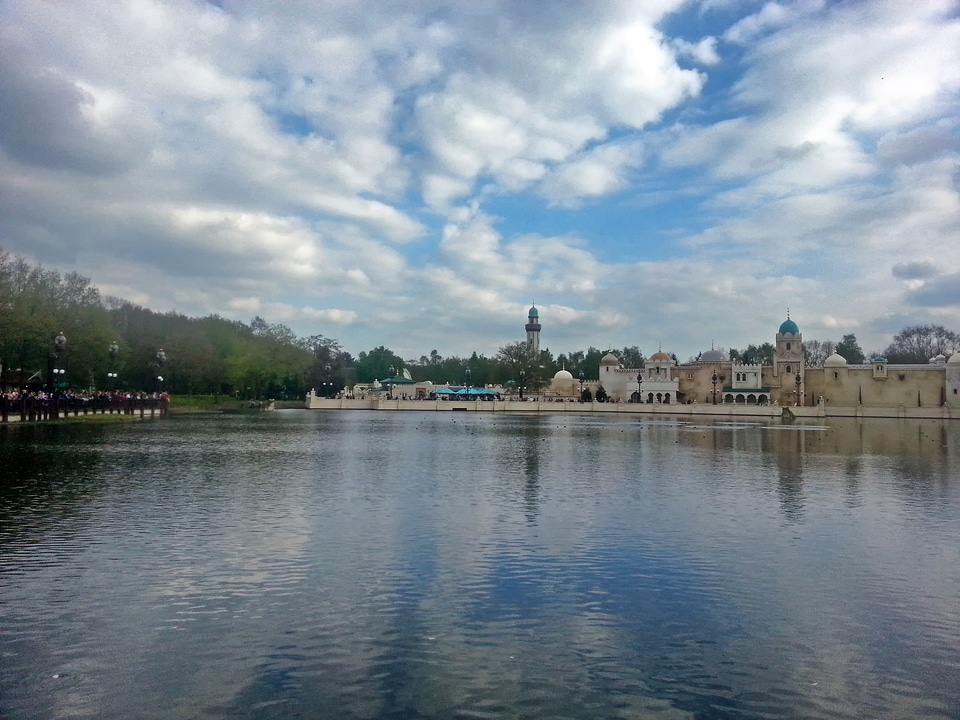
[{"left": 0, "top": 388, "right": 170, "bottom": 421}]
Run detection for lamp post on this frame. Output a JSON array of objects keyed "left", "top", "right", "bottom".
[
  {"left": 519, "top": 369, "right": 525, "bottom": 401},
  {"left": 711, "top": 371, "right": 718, "bottom": 405},
  {"left": 578, "top": 370, "right": 585, "bottom": 401},
  {"left": 637, "top": 370, "right": 643, "bottom": 403},
  {"left": 107, "top": 341, "right": 119, "bottom": 390},
  {"left": 47, "top": 332, "right": 67, "bottom": 393},
  {"left": 795, "top": 371, "right": 802, "bottom": 407},
  {"left": 465, "top": 367, "right": 471, "bottom": 389},
  {"left": 388, "top": 365, "right": 395, "bottom": 399},
  {"left": 44, "top": 332, "right": 66, "bottom": 418},
  {"left": 156, "top": 349, "right": 166, "bottom": 394},
  {"left": 325, "top": 364, "right": 332, "bottom": 397}
]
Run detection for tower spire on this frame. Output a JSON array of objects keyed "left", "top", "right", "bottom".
[{"left": 525, "top": 303, "right": 541, "bottom": 355}]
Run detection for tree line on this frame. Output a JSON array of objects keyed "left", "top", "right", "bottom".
[
  {"left": 0, "top": 249, "right": 641, "bottom": 397},
  {"left": 2, "top": 249, "right": 954, "bottom": 399}
]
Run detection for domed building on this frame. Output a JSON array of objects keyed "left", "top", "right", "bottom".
[
  {"left": 824, "top": 351, "right": 848, "bottom": 367},
  {"left": 773, "top": 311, "right": 804, "bottom": 406},
  {"left": 600, "top": 351, "right": 620, "bottom": 367},
  {"left": 699, "top": 346, "right": 726, "bottom": 363},
  {"left": 529, "top": 303, "right": 958, "bottom": 414},
  {"left": 640, "top": 348, "right": 679, "bottom": 404},
  {"left": 593, "top": 348, "right": 680, "bottom": 404},
  {"left": 549, "top": 366, "right": 578, "bottom": 399}
]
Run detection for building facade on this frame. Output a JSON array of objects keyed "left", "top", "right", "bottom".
[{"left": 576, "top": 314, "right": 959, "bottom": 410}]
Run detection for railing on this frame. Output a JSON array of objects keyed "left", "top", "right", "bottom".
[{"left": 1, "top": 395, "right": 170, "bottom": 423}]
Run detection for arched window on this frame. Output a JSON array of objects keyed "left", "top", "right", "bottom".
[
  {"left": 786, "top": 342, "right": 791, "bottom": 350},
  {"left": 834, "top": 371, "right": 839, "bottom": 380},
  {"left": 786, "top": 365, "right": 791, "bottom": 374}
]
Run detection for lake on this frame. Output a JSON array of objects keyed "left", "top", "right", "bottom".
[{"left": 2, "top": 411, "right": 959, "bottom": 719}]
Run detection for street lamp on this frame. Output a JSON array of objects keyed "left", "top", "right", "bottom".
[
  {"left": 108, "top": 341, "right": 119, "bottom": 390},
  {"left": 795, "top": 372, "right": 802, "bottom": 407},
  {"left": 519, "top": 369, "right": 525, "bottom": 401},
  {"left": 711, "top": 371, "right": 718, "bottom": 405},
  {"left": 48, "top": 332, "right": 67, "bottom": 393},
  {"left": 578, "top": 370, "right": 585, "bottom": 401},
  {"left": 388, "top": 365, "right": 395, "bottom": 399},
  {"left": 156, "top": 349, "right": 167, "bottom": 393},
  {"left": 325, "top": 364, "right": 332, "bottom": 397},
  {"left": 465, "top": 367, "right": 471, "bottom": 388},
  {"left": 637, "top": 370, "right": 644, "bottom": 403}
]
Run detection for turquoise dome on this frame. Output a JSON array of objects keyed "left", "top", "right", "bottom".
[
  {"left": 779, "top": 318, "right": 799, "bottom": 335},
  {"left": 528, "top": 306, "right": 539, "bottom": 318}
]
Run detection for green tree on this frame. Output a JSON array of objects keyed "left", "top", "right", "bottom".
[
  {"left": 582, "top": 347, "right": 606, "bottom": 379},
  {"left": 355, "top": 346, "right": 405, "bottom": 383},
  {"left": 730, "top": 343, "right": 774, "bottom": 365},
  {"left": 835, "top": 333, "right": 866, "bottom": 364},
  {"left": 496, "top": 341, "right": 549, "bottom": 391},
  {"left": 0, "top": 250, "right": 112, "bottom": 389},
  {"left": 618, "top": 346, "right": 645, "bottom": 369}
]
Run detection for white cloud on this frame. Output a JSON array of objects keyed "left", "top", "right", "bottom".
[
  {"left": 672, "top": 36, "right": 721, "bottom": 66},
  {"left": 540, "top": 141, "right": 645, "bottom": 207},
  {"left": 0, "top": 0, "right": 957, "bottom": 362}
]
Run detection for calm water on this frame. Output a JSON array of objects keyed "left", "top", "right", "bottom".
[{"left": 1, "top": 411, "right": 959, "bottom": 720}]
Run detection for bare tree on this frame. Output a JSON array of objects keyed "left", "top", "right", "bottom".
[
  {"left": 802, "top": 340, "right": 835, "bottom": 367},
  {"left": 883, "top": 324, "right": 959, "bottom": 363}
]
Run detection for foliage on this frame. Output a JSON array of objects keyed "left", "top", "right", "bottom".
[
  {"left": 354, "top": 346, "right": 406, "bottom": 384},
  {"left": 7, "top": 248, "right": 958, "bottom": 401},
  {"left": 0, "top": 249, "right": 315, "bottom": 398},
  {"left": 883, "top": 324, "right": 959, "bottom": 364},
  {"left": 495, "top": 341, "right": 551, "bottom": 391},
  {"left": 729, "top": 343, "right": 774, "bottom": 365},
  {"left": 835, "top": 333, "right": 866, "bottom": 364}
]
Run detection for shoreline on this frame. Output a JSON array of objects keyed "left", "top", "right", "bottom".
[{"left": 304, "top": 396, "right": 958, "bottom": 421}]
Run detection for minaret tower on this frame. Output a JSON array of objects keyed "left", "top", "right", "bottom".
[
  {"left": 525, "top": 304, "right": 541, "bottom": 355},
  {"left": 774, "top": 309, "right": 804, "bottom": 403}
]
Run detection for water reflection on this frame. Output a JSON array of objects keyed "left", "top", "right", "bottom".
[{"left": 1, "top": 412, "right": 958, "bottom": 720}]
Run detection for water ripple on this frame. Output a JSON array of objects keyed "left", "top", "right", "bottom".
[{"left": 1, "top": 413, "right": 958, "bottom": 719}]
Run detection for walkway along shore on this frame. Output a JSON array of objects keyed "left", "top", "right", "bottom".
[
  {"left": 304, "top": 393, "right": 959, "bottom": 421},
  {"left": 1, "top": 395, "right": 169, "bottom": 424}
]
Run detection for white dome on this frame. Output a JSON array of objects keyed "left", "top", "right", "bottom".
[
  {"left": 824, "top": 352, "right": 848, "bottom": 368},
  {"left": 948, "top": 352, "right": 960, "bottom": 365},
  {"left": 554, "top": 369, "right": 573, "bottom": 380},
  {"left": 600, "top": 352, "right": 620, "bottom": 366}
]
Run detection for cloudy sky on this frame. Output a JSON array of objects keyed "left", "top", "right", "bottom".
[{"left": 1, "top": 0, "right": 958, "bottom": 362}]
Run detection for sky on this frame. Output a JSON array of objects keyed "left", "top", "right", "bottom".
[{"left": 1, "top": 0, "right": 959, "bottom": 363}]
